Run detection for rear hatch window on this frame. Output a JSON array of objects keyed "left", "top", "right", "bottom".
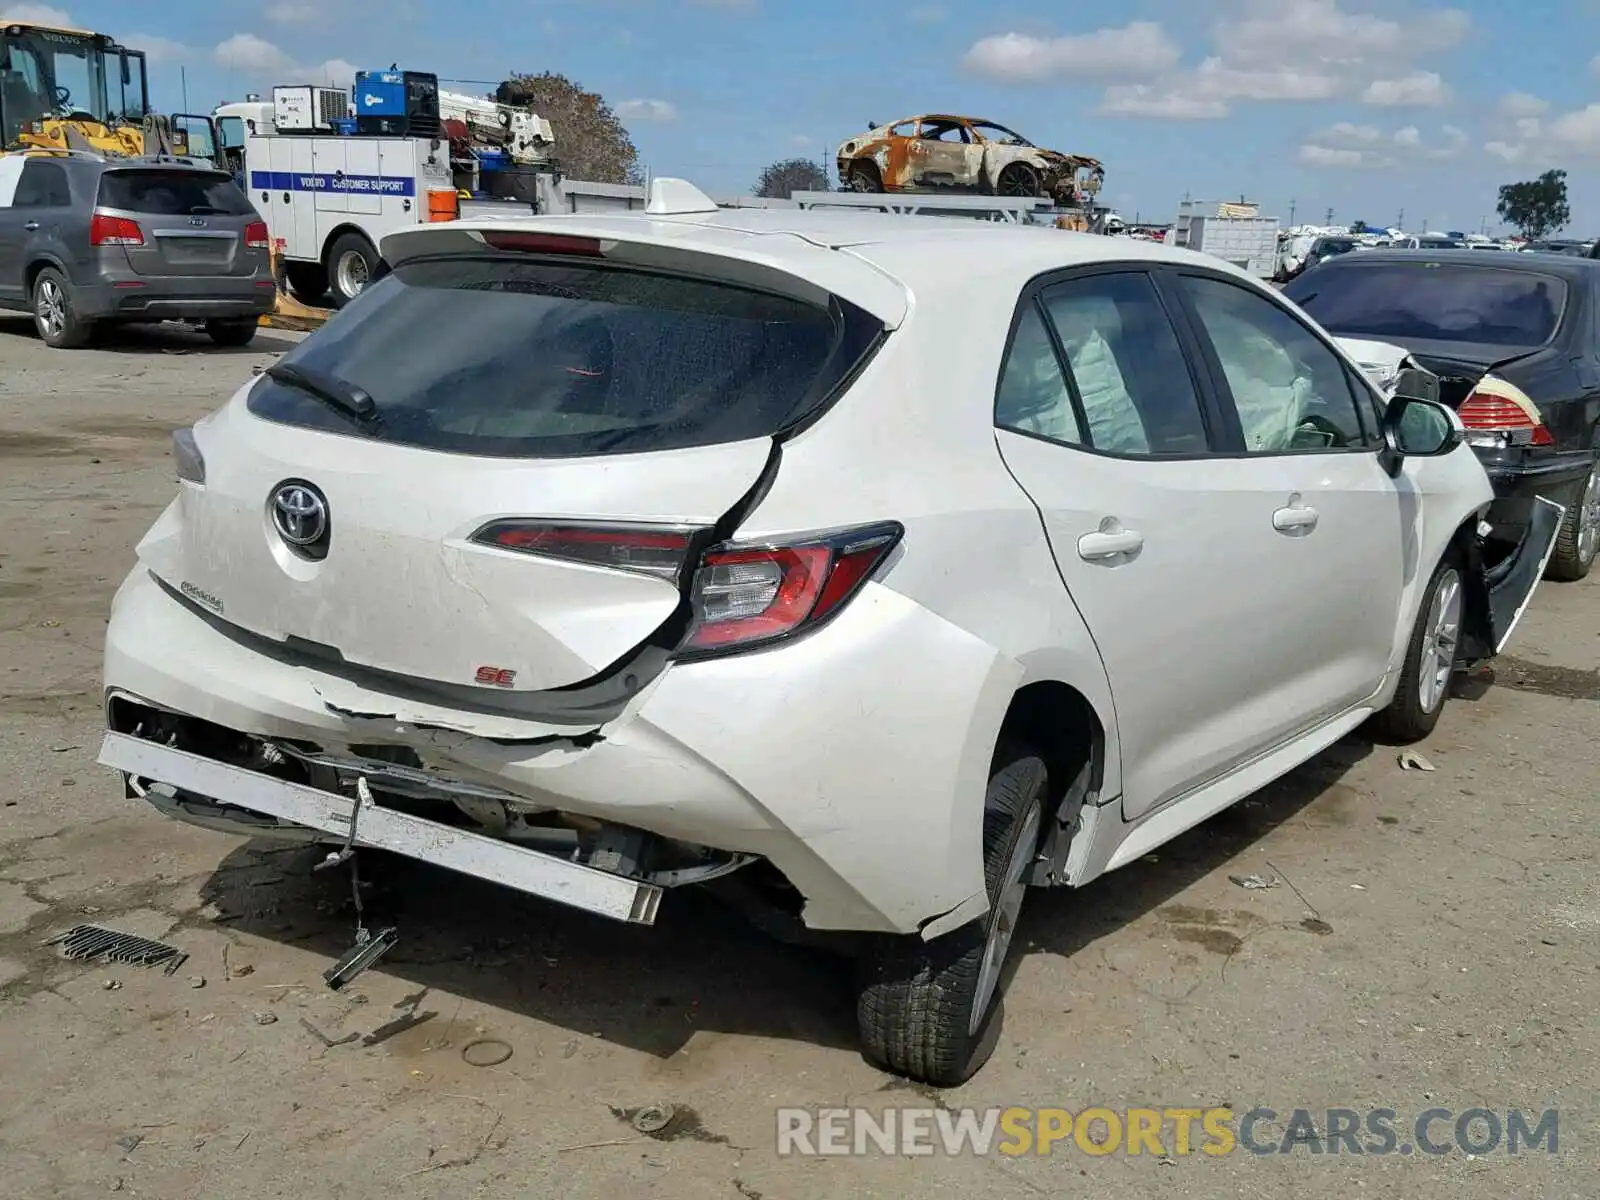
[
  {"left": 1285, "top": 263, "right": 1568, "bottom": 347},
  {"left": 97, "top": 170, "right": 256, "bottom": 216},
  {"left": 247, "top": 256, "right": 882, "bottom": 457}
]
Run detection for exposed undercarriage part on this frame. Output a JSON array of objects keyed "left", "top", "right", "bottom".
[{"left": 106, "top": 695, "right": 757, "bottom": 909}]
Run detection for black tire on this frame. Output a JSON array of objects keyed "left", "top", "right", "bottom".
[
  {"left": 31, "top": 266, "right": 93, "bottom": 349},
  {"left": 1544, "top": 455, "right": 1599, "bottom": 581},
  {"left": 847, "top": 162, "right": 883, "bottom": 193},
  {"left": 1374, "top": 551, "right": 1464, "bottom": 741},
  {"left": 283, "top": 263, "right": 329, "bottom": 305},
  {"left": 325, "top": 232, "right": 379, "bottom": 309},
  {"left": 205, "top": 318, "right": 258, "bottom": 348},
  {"left": 856, "top": 742, "right": 1046, "bottom": 1087},
  {"left": 996, "top": 163, "right": 1042, "bottom": 198}
]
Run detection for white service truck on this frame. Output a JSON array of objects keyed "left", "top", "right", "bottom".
[{"left": 215, "top": 95, "right": 461, "bottom": 308}]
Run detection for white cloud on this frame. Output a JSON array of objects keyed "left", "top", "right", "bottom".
[
  {"left": 119, "top": 33, "right": 192, "bottom": 64},
  {"left": 963, "top": 22, "right": 1182, "bottom": 83},
  {"left": 1592, "top": 54, "right": 1600, "bottom": 77},
  {"left": 1498, "top": 91, "right": 1549, "bottom": 119},
  {"left": 616, "top": 98, "right": 678, "bottom": 122},
  {"left": 307, "top": 58, "right": 357, "bottom": 88},
  {"left": 1221, "top": 0, "right": 1468, "bottom": 66},
  {"left": 1547, "top": 104, "right": 1600, "bottom": 153},
  {"left": 1097, "top": 85, "right": 1229, "bottom": 119},
  {"left": 1300, "top": 144, "right": 1377, "bottom": 167},
  {"left": 0, "top": 4, "right": 73, "bottom": 24},
  {"left": 1484, "top": 140, "right": 1523, "bottom": 163},
  {"left": 214, "top": 33, "right": 293, "bottom": 73},
  {"left": 1392, "top": 124, "right": 1421, "bottom": 147},
  {"left": 1361, "top": 71, "right": 1448, "bottom": 107},
  {"left": 1322, "top": 121, "right": 1383, "bottom": 142},
  {"left": 1191, "top": 57, "right": 1338, "bottom": 101},
  {"left": 1515, "top": 116, "right": 1542, "bottom": 139},
  {"left": 265, "top": 1, "right": 319, "bottom": 22}
]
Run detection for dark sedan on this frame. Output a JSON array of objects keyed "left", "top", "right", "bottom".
[{"left": 1284, "top": 250, "right": 1600, "bottom": 580}]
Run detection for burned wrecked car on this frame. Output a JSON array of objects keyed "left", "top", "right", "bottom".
[{"left": 835, "top": 114, "right": 1103, "bottom": 204}]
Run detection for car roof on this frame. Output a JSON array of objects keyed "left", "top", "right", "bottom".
[
  {"left": 383, "top": 207, "right": 1255, "bottom": 329},
  {"left": 1304, "top": 248, "right": 1600, "bottom": 281}
]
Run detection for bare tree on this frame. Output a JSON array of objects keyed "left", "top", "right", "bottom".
[
  {"left": 495, "top": 72, "right": 642, "bottom": 184},
  {"left": 754, "top": 157, "right": 831, "bottom": 199}
]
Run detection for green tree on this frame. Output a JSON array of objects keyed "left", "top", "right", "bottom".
[
  {"left": 754, "top": 157, "right": 831, "bottom": 199},
  {"left": 494, "top": 72, "right": 642, "bottom": 184},
  {"left": 1496, "top": 169, "right": 1570, "bottom": 241}
]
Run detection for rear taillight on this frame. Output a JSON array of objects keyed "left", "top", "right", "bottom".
[
  {"left": 90, "top": 210, "right": 143, "bottom": 246},
  {"left": 1457, "top": 378, "right": 1553, "bottom": 447},
  {"left": 682, "top": 523, "right": 902, "bottom": 655},
  {"left": 472, "top": 521, "right": 693, "bottom": 582},
  {"left": 244, "top": 220, "right": 269, "bottom": 250},
  {"left": 471, "top": 518, "right": 903, "bottom": 656}
]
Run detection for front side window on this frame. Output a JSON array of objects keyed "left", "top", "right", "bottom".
[
  {"left": 1179, "top": 275, "right": 1371, "bottom": 453},
  {"left": 13, "top": 160, "right": 70, "bottom": 207},
  {"left": 1037, "top": 272, "right": 1211, "bottom": 457}
]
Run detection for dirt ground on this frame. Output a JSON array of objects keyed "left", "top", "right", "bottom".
[{"left": 0, "top": 314, "right": 1595, "bottom": 1200}]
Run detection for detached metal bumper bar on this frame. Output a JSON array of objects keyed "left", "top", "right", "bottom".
[{"left": 97, "top": 732, "right": 662, "bottom": 925}]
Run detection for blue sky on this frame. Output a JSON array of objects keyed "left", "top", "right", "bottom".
[{"left": 6, "top": 0, "right": 1599, "bottom": 233}]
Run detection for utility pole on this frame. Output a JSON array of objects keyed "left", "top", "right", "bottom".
[
  {"left": 181, "top": 66, "right": 189, "bottom": 113},
  {"left": 1397, "top": 207, "right": 1404, "bottom": 231},
  {"left": 1325, "top": 206, "right": 1334, "bottom": 225},
  {"left": 1288, "top": 198, "right": 1297, "bottom": 225}
]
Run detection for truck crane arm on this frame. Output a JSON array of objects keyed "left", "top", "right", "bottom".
[{"left": 437, "top": 89, "right": 554, "bottom": 165}]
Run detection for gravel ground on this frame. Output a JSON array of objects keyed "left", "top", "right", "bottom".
[{"left": 0, "top": 314, "right": 1594, "bottom": 1199}]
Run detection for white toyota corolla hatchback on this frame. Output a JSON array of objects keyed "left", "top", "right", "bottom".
[{"left": 99, "top": 181, "right": 1559, "bottom": 1086}]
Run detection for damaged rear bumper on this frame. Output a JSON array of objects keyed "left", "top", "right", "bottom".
[
  {"left": 99, "top": 731, "right": 664, "bottom": 923},
  {"left": 102, "top": 566, "right": 1019, "bottom": 937}
]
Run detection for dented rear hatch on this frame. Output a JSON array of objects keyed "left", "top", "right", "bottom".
[{"left": 143, "top": 244, "right": 885, "bottom": 704}]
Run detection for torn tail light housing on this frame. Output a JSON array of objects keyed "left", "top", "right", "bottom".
[
  {"left": 243, "top": 220, "right": 269, "bottom": 250},
  {"left": 90, "top": 210, "right": 143, "bottom": 247},
  {"left": 680, "top": 522, "right": 904, "bottom": 657},
  {"left": 472, "top": 520, "right": 695, "bottom": 582},
  {"left": 1458, "top": 384, "right": 1554, "bottom": 447}
]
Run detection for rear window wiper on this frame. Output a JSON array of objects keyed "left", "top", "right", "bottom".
[{"left": 265, "top": 361, "right": 378, "bottom": 425}]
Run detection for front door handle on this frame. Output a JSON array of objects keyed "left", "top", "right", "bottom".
[
  {"left": 1077, "top": 528, "right": 1145, "bottom": 561},
  {"left": 1273, "top": 505, "right": 1320, "bottom": 534},
  {"left": 23, "top": 221, "right": 38, "bottom": 231}
]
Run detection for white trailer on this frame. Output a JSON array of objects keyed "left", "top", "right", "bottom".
[
  {"left": 216, "top": 99, "right": 459, "bottom": 308},
  {"left": 1172, "top": 199, "right": 1280, "bottom": 278}
]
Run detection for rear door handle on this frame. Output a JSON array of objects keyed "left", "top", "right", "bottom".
[
  {"left": 23, "top": 221, "right": 38, "bottom": 231},
  {"left": 1273, "top": 505, "right": 1319, "bottom": 533},
  {"left": 1077, "top": 528, "right": 1144, "bottom": 561}
]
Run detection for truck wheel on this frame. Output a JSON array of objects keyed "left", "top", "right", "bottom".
[
  {"left": 32, "top": 267, "right": 93, "bottom": 349},
  {"left": 1545, "top": 456, "right": 1600, "bottom": 581},
  {"left": 856, "top": 742, "right": 1046, "bottom": 1087},
  {"left": 283, "top": 263, "right": 329, "bottom": 304},
  {"left": 205, "top": 318, "right": 258, "bottom": 348},
  {"left": 326, "top": 232, "right": 379, "bottom": 309},
  {"left": 1374, "top": 551, "right": 1462, "bottom": 741}
]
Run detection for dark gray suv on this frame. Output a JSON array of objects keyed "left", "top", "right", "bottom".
[{"left": 0, "top": 151, "right": 274, "bottom": 349}]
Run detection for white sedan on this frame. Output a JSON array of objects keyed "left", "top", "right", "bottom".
[{"left": 98, "top": 180, "right": 1559, "bottom": 1087}]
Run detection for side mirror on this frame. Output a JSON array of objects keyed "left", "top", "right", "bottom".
[{"left": 1383, "top": 395, "right": 1464, "bottom": 468}]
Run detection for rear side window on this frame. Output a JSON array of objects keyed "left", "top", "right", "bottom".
[
  {"left": 97, "top": 170, "right": 256, "bottom": 216},
  {"left": 13, "top": 161, "right": 71, "bottom": 208},
  {"left": 1285, "top": 263, "right": 1567, "bottom": 347},
  {"left": 247, "top": 257, "right": 879, "bottom": 458}
]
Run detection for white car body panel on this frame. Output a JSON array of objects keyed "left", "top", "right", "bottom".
[{"left": 101, "top": 204, "right": 1536, "bottom": 944}]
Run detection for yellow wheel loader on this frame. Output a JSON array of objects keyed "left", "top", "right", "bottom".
[{"left": 0, "top": 20, "right": 220, "bottom": 162}]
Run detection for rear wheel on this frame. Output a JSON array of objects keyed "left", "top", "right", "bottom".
[
  {"left": 856, "top": 742, "right": 1046, "bottom": 1087},
  {"left": 205, "top": 318, "right": 258, "bottom": 348},
  {"left": 1375, "top": 551, "right": 1463, "bottom": 741},
  {"left": 1545, "top": 456, "right": 1600, "bottom": 581},
  {"left": 283, "top": 263, "right": 329, "bottom": 305},
  {"left": 32, "top": 267, "right": 93, "bottom": 349},
  {"left": 326, "top": 232, "right": 380, "bottom": 309}
]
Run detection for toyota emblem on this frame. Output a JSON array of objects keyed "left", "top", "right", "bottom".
[{"left": 271, "top": 482, "right": 328, "bottom": 547}]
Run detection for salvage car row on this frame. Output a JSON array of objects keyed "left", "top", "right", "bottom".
[{"left": 88, "top": 179, "right": 1587, "bottom": 1089}]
